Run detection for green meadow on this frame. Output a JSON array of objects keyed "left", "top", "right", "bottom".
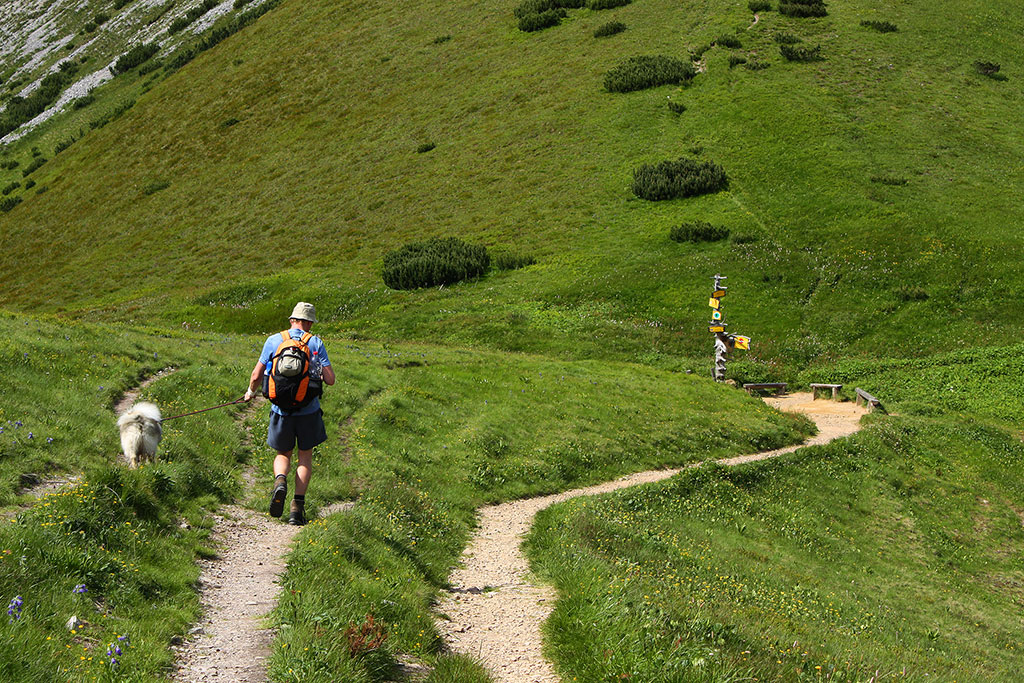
[{"left": 1, "top": 0, "right": 1023, "bottom": 680}]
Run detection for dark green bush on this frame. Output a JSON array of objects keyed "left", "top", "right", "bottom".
[
  {"left": 518, "top": 9, "right": 566, "bottom": 32},
  {"left": 114, "top": 0, "right": 133, "bottom": 8},
  {"left": 81, "top": 21, "right": 97, "bottom": 34},
  {"left": 142, "top": 180, "right": 170, "bottom": 195},
  {"left": 690, "top": 43, "right": 713, "bottom": 60},
  {"left": 0, "top": 196, "right": 22, "bottom": 212},
  {"left": 112, "top": 43, "right": 160, "bottom": 74},
  {"left": 416, "top": 142, "right": 436, "bottom": 153},
  {"left": 492, "top": 249, "right": 536, "bottom": 271},
  {"left": 168, "top": 0, "right": 217, "bottom": 34},
  {"left": 0, "top": 64, "right": 78, "bottom": 137},
  {"left": 632, "top": 158, "right": 728, "bottom": 201},
  {"left": 716, "top": 35, "right": 742, "bottom": 49},
  {"left": 1, "top": 159, "right": 19, "bottom": 170},
  {"left": 774, "top": 32, "right": 801, "bottom": 44},
  {"left": 667, "top": 100, "right": 686, "bottom": 114},
  {"left": 779, "top": 1, "right": 827, "bottom": 17},
  {"left": 220, "top": 117, "right": 240, "bottom": 129},
  {"left": 870, "top": 175, "right": 908, "bottom": 186},
  {"left": 54, "top": 134, "right": 80, "bottom": 155},
  {"left": 780, "top": 43, "right": 822, "bottom": 62},
  {"left": 594, "top": 21, "right": 626, "bottom": 37},
  {"left": 588, "top": 0, "right": 630, "bottom": 9},
  {"left": 72, "top": 93, "right": 95, "bottom": 109},
  {"left": 233, "top": 0, "right": 254, "bottom": 7},
  {"left": 24, "top": 179, "right": 35, "bottom": 190},
  {"left": 432, "top": 35, "right": 452, "bottom": 44},
  {"left": 94, "top": 13, "right": 110, "bottom": 25},
  {"left": 744, "top": 59, "right": 770, "bottom": 70},
  {"left": 138, "top": 59, "right": 163, "bottom": 76},
  {"left": 861, "top": 19, "right": 897, "bottom": 33},
  {"left": 604, "top": 55, "right": 695, "bottom": 93},
  {"left": 2, "top": 181, "right": 20, "bottom": 196},
  {"left": 749, "top": 0, "right": 772, "bottom": 11},
  {"left": 382, "top": 237, "right": 491, "bottom": 290},
  {"left": 895, "top": 286, "right": 928, "bottom": 302},
  {"left": 21, "top": 157, "right": 46, "bottom": 177},
  {"left": 728, "top": 55, "right": 747, "bottom": 68},
  {"left": 670, "top": 221, "right": 730, "bottom": 243},
  {"left": 973, "top": 61, "right": 1004, "bottom": 79}
]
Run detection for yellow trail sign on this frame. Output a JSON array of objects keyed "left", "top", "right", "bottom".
[
  {"left": 709, "top": 298, "right": 720, "bottom": 310},
  {"left": 733, "top": 335, "right": 750, "bottom": 350}
]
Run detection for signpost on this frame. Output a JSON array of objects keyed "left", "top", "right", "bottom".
[{"left": 708, "top": 274, "right": 750, "bottom": 381}]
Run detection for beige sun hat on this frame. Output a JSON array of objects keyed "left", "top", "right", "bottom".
[{"left": 289, "top": 301, "right": 317, "bottom": 323}]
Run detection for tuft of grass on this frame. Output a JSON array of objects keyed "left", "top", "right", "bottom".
[
  {"left": 593, "top": 20, "right": 626, "bottom": 38},
  {"left": 860, "top": 19, "right": 898, "bottom": 33},
  {"left": 142, "top": 180, "right": 170, "bottom": 195}
]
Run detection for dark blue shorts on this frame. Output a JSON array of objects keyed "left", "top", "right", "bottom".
[{"left": 267, "top": 410, "right": 327, "bottom": 453}]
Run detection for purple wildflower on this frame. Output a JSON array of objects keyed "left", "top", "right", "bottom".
[
  {"left": 7, "top": 595, "right": 22, "bottom": 621},
  {"left": 73, "top": 584, "right": 87, "bottom": 595}
]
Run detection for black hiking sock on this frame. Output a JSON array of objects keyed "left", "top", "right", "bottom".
[{"left": 293, "top": 494, "right": 305, "bottom": 503}]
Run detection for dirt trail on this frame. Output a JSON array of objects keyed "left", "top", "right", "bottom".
[
  {"left": 172, "top": 397, "right": 355, "bottom": 682},
  {"left": 435, "top": 393, "right": 868, "bottom": 683}
]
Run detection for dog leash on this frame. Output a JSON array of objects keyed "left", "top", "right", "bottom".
[{"left": 160, "top": 397, "right": 247, "bottom": 422}]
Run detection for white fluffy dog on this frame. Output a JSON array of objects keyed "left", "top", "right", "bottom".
[{"left": 117, "top": 402, "right": 163, "bottom": 468}]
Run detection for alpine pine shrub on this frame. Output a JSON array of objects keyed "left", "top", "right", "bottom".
[
  {"left": 632, "top": 158, "right": 728, "bottom": 201},
  {"left": 860, "top": 19, "right": 897, "bottom": 33},
  {"left": 382, "top": 237, "right": 491, "bottom": 290},
  {"left": 669, "top": 221, "right": 729, "bottom": 243},
  {"left": 779, "top": 1, "right": 827, "bottom": 18},
  {"left": 594, "top": 21, "right": 626, "bottom": 37},
  {"left": 780, "top": 43, "right": 822, "bottom": 62},
  {"left": 112, "top": 43, "right": 159, "bottom": 74},
  {"left": 604, "top": 55, "right": 695, "bottom": 93},
  {"left": 587, "top": 0, "right": 630, "bottom": 9}
]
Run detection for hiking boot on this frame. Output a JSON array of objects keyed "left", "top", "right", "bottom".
[
  {"left": 288, "top": 498, "right": 306, "bottom": 526},
  {"left": 268, "top": 475, "right": 287, "bottom": 518}
]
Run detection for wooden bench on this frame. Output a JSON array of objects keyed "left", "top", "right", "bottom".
[
  {"left": 855, "top": 387, "right": 882, "bottom": 411},
  {"left": 810, "top": 383, "right": 842, "bottom": 400},
  {"left": 743, "top": 382, "right": 787, "bottom": 395}
]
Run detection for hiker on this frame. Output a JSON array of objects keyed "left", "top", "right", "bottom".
[{"left": 243, "top": 302, "right": 335, "bottom": 525}]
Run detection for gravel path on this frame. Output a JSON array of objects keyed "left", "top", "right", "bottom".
[{"left": 435, "top": 393, "right": 868, "bottom": 683}]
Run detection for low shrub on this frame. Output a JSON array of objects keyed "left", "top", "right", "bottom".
[
  {"left": 21, "top": 157, "right": 46, "bottom": 177},
  {"left": 667, "top": 100, "right": 686, "bottom": 114},
  {"left": 0, "top": 195, "right": 22, "bottom": 212},
  {"left": 870, "top": 175, "right": 908, "bottom": 186},
  {"left": 54, "top": 134, "right": 80, "bottom": 155},
  {"left": 779, "top": 1, "right": 827, "bottom": 17},
  {"left": 690, "top": 43, "right": 712, "bottom": 60},
  {"left": 1, "top": 159, "right": 19, "bottom": 170},
  {"left": 220, "top": 117, "right": 240, "bottom": 129},
  {"left": 94, "top": 12, "right": 110, "bottom": 25},
  {"left": 112, "top": 43, "right": 160, "bottom": 75},
  {"left": 519, "top": 9, "right": 565, "bottom": 32},
  {"left": 24, "top": 179, "right": 35, "bottom": 190},
  {"left": 861, "top": 19, "right": 897, "bottom": 33},
  {"left": 593, "top": 21, "right": 626, "bottom": 37},
  {"left": 973, "top": 61, "right": 1005, "bottom": 80},
  {"left": 587, "top": 0, "right": 630, "bottom": 9},
  {"left": 728, "top": 55, "right": 747, "bottom": 68},
  {"left": 716, "top": 35, "right": 742, "bottom": 49},
  {"left": 492, "top": 249, "right": 536, "bottom": 271},
  {"left": 748, "top": 0, "right": 772, "bottom": 11},
  {"left": 168, "top": 0, "right": 218, "bottom": 34},
  {"left": 604, "top": 55, "right": 695, "bottom": 93},
  {"left": 138, "top": 59, "right": 163, "bottom": 76},
  {"left": 381, "top": 237, "right": 490, "bottom": 290},
  {"left": 780, "top": 43, "right": 822, "bottom": 62},
  {"left": 81, "top": 21, "right": 97, "bottom": 34},
  {"left": 895, "top": 285, "right": 929, "bottom": 302},
  {"left": 632, "top": 158, "right": 728, "bottom": 201},
  {"left": 774, "top": 32, "right": 801, "bottom": 44},
  {"left": 89, "top": 99, "right": 135, "bottom": 130},
  {"left": 2, "top": 181, "right": 20, "bottom": 196},
  {"left": 114, "top": 0, "right": 133, "bottom": 8},
  {"left": 142, "top": 180, "right": 170, "bottom": 195},
  {"left": 72, "top": 93, "right": 95, "bottom": 109},
  {"left": 669, "top": 221, "right": 729, "bottom": 243},
  {"left": 743, "top": 59, "right": 770, "bottom": 70},
  {"left": 233, "top": 0, "right": 254, "bottom": 7},
  {"left": 432, "top": 35, "right": 452, "bottom": 44},
  {"left": 416, "top": 142, "right": 436, "bottom": 153}
]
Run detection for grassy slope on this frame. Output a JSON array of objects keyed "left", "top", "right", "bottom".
[
  {"left": 0, "top": 0, "right": 1021, "bottom": 371},
  {"left": 528, "top": 411, "right": 1024, "bottom": 681}
]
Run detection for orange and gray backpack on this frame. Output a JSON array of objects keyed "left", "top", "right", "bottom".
[{"left": 262, "top": 331, "right": 322, "bottom": 411}]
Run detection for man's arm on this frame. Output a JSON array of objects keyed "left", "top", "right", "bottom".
[
  {"left": 244, "top": 361, "right": 265, "bottom": 401},
  {"left": 321, "top": 364, "right": 336, "bottom": 386}
]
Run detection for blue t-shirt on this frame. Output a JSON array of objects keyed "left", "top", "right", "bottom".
[{"left": 259, "top": 329, "right": 331, "bottom": 416}]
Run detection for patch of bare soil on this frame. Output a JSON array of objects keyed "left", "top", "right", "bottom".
[{"left": 435, "top": 393, "right": 868, "bottom": 682}]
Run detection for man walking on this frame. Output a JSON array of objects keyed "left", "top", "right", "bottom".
[{"left": 244, "top": 302, "right": 335, "bottom": 525}]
